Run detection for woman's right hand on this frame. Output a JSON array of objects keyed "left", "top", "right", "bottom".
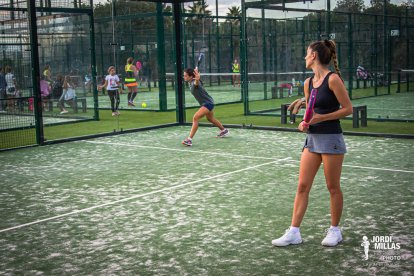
[{"left": 298, "top": 121, "right": 309, "bottom": 132}]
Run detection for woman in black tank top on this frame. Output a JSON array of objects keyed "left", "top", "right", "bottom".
[{"left": 272, "top": 40, "right": 353, "bottom": 248}]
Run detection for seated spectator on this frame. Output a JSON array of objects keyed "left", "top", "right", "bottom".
[
  {"left": 280, "top": 83, "right": 293, "bottom": 97},
  {"left": 58, "top": 75, "right": 76, "bottom": 114}
]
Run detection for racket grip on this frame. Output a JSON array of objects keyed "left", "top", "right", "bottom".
[{"left": 303, "top": 108, "right": 313, "bottom": 123}]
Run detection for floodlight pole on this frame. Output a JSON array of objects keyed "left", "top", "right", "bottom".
[
  {"left": 173, "top": 1, "right": 185, "bottom": 124},
  {"left": 241, "top": 0, "right": 249, "bottom": 115},
  {"left": 28, "top": 0, "right": 44, "bottom": 145},
  {"left": 111, "top": 0, "right": 118, "bottom": 71},
  {"left": 89, "top": 0, "right": 99, "bottom": 120},
  {"left": 156, "top": 2, "right": 167, "bottom": 111}
]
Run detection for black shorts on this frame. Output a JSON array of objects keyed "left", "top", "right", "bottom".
[{"left": 202, "top": 103, "right": 214, "bottom": 111}]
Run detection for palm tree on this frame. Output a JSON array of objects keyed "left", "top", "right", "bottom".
[
  {"left": 226, "top": 6, "right": 241, "bottom": 25},
  {"left": 185, "top": 0, "right": 213, "bottom": 43},
  {"left": 183, "top": 0, "right": 213, "bottom": 68},
  {"left": 226, "top": 6, "right": 241, "bottom": 59}
]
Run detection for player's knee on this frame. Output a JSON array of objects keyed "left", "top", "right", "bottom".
[
  {"left": 326, "top": 184, "right": 342, "bottom": 195},
  {"left": 297, "top": 181, "right": 312, "bottom": 194},
  {"left": 192, "top": 115, "right": 200, "bottom": 122}
]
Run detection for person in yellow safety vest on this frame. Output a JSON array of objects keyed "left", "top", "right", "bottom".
[
  {"left": 43, "top": 64, "right": 52, "bottom": 85},
  {"left": 232, "top": 59, "right": 240, "bottom": 87},
  {"left": 125, "top": 57, "right": 138, "bottom": 107}
]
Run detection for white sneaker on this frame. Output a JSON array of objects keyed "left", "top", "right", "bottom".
[
  {"left": 60, "top": 110, "right": 68, "bottom": 114},
  {"left": 272, "top": 228, "right": 303, "bottom": 247},
  {"left": 321, "top": 228, "right": 343, "bottom": 247}
]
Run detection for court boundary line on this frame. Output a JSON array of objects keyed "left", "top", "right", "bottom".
[
  {"left": 84, "top": 140, "right": 414, "bottom": 174},
  {"left": 84, "top": 140, "right": 279, "bottom": 161},
  {"left": 0, "top": 159, "right": 289, "bottom": 234}
]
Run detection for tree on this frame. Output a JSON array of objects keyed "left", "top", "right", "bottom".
[
  {"left": 225, "top": 6, "right": 241, "bottom": 59},
  {"left": 185, "top": 0, "right": 213, "bottom": 34},
  {"left": 401, "top": 0, "right": 414, "bottom": 8},
  {"left": 185, "top": 0, "right": 212, "bottom": 16},
  {"left": 334, "top": 0, "right": 365, "bottom": 13},
  {"left": 185, "top": 0, "right": 213, "bottom": 50},
  {"left": 226, "top": 6, "right": 241, "bottom": 24}
]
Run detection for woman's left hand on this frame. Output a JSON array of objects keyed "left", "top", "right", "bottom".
[
  {"left": 194, "top": 68, "right": 200, "bottom": 81},
  {"left": 308, "top": 112, "right": 324, "bottom": 125}
]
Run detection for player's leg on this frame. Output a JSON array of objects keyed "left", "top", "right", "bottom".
[
  {"left": 130, "top": 86, "right": 138, "bottom": 102},
  {"left": 291, "top": 148, "right": 322, "bottom": 227},
  {"left": 115, "top": 90, "right": 120, "bottom": 114},
  {"left": 322, "top": 153, "right": 344, "bottom": 226},
  {"left": 206, "top": 110, "right": 229, "bottom": 137},
  {"left": 189, "top": 106, "right": 210, "bottom": 138},
  {"left": 320, "top": 153, "right": 344, "bottom": 246},
  {"left": 205, "top": 110, "right": 224, "bottom": 130},
  {"left": 108, "top": 90, "right": 116, "bottom": 115},
  {"left": 272, "top": 148, "right": 321, "bottom": 247},
  {"left": 182, "top": 106, "right": 210, "bottom": 146},
  {"left": 126, "top": 85, "right": 135, "bottom": 106}
]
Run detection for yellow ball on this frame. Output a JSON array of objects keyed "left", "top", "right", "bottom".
[{"left": 141, "top": 102, "right": 147, "bottom": 108}]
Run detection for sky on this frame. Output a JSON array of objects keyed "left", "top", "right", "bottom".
[{"left": 95, "top": 0, "right": 407, "bottom": 17}]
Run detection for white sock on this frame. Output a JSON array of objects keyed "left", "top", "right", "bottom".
[
  {"left": 188, "top": 137, "right": 192, "bottom": 140},
  {"left": 289, "top": 226, "right": 300, "bottom": 233},
  {"left": 330, "top": 226, "right": 340, "bottom": 231}
]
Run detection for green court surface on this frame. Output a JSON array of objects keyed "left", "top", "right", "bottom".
[
  {"left": 0, "top": 127, "right": 413, "bottom": 275},
  {"left": 351, "top": 93, "right": 414, "bottom": 120}
]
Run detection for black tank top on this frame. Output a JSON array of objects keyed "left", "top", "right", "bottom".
[{"left": 308, "top": 72, "right": 342, "bottom": 134}]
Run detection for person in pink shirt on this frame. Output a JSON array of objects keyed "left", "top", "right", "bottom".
[{"left": 40, "top": 76, "right": 51, "bottom": 111}]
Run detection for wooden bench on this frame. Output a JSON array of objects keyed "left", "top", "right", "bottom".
[
  {"left": 281, "top": 103, "right": 297, "bottom": 124},
  {"left": 272, "top": 86, "right": 303, "bottom": 99},
  {"left": 353, "top": 105, "right": 367, "bottom": 128},
  {"left": 48, "top": 97, "right": 87, "bottom": 113},
  {"left": 281, "top": 103, "right": 367, "bottom": 128}
]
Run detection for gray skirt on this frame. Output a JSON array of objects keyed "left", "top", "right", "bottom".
[{"left": 303, "top": 133, "right": 347, "bottom": 154}]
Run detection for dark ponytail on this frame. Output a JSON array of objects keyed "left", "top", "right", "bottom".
[
  {"left": 309, "top": 39, "right": 343, "bottom": 80},
  {"left": 184, "top": 68, "right": 195, "bottom": 77},
  {"left": 325, "top": 40, "right": 343, "bottom": 80}
]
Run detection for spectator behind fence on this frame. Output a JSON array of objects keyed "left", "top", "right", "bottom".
[
  {"left": 84, "top": 66, "right": 92, "bottom": 94},
  {"left": 0, "top": 67, "right": 6, "bottom": 112},
  {"left": 40, "top": 76, "right": 51, "bottom": 111},
  {"left": 125, "top": 57, "right": 138, "bottom": 106},
  {"left": 52, "top": 75, "right": 68, "bottom": 114},
  {"left": 5, "top": 66, "right": 16, "bottom": 112},
  {"left": 232, "top": 59, "right": 240, "bottom": 87},
  {"left": 43, "top": 64, "right": 52, "bottom": 84},
  {"left": 58, "top": 75, "right": 76, "bottom": 114}
]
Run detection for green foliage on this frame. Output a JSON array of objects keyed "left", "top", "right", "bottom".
[
  {"left": 226, "top": 6, "right": 241, "bottom": 22},
  {"left": 184, "top": 0, "right": 213, "bottom": 37},
  {"left": 334, "top": 0, "right": 365, "bottom": 13}
]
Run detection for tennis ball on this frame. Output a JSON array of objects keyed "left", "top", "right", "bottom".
[{"left": 141, "top": 102, "right": 147, "bottom": 108}]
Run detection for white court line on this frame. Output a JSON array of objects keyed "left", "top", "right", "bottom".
[
  {"left": 84, "top": 140, "right": 278, "bottom": 161},
  {"left": 0, "top": 159, "right": 288, "bottom": 234},
  {"left": 342, "top": 164, "right": 414, "bottom": 174},
  {"left": 84, "top": 140, "right": 414, "bottom": 174}
]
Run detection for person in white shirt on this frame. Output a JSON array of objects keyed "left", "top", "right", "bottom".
[
  {"left": 98, "top": 66, "right": 122, "bottom": 116},
  {"left": 5, "top": 65, "right": 16, "bottom": 111}
]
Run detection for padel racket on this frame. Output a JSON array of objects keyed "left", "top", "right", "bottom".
[
  {"left": 195, "top": 53, "right": 205, "bottom": 70},
  {"left": 303, "top": 88, "right": 318, "bottom": 123}
]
